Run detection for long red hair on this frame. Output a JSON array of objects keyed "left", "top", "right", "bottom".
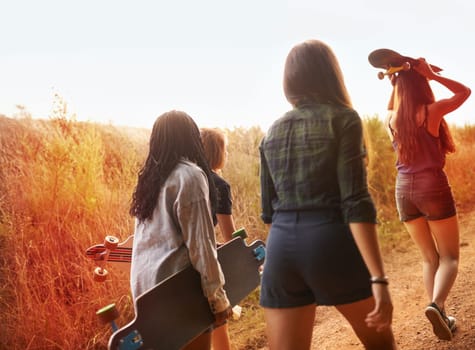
[{"left": 393, "top": 70, "right": 455, "bottom": 164}]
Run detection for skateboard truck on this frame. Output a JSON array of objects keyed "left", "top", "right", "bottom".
[
  {"left": 107, "top": 234, "right": 266, "bottom": 349},
  {"left": 369, "top": 48, "right": 443, "bottom": 82},
  {"left": 93, "top": 235, "right": 120, "bottom": 282},
  {"left": 253, "top": 245, "right": 265, "bottom": 262},
  {"left": 377, "top": 61, "right": 411, "bottom": 80},
  {"left": 232, "top": 228, "right": 248, "bottom": 240},
  {"left": 89, "top": 229, "right": 266, "bottom": 349},
  {"left": 97, "top": 303, "right": 143, "bottom": 350},
  {"left": 232, "top": 228, "right": 265, "bottom": 261},
  {"left": 97, "top": 303, "right": 121, "bottom": 332}
]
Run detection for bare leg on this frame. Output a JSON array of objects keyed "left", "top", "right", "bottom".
[
  {"left": 183, "top": 331, "right": 212, "bottom": 350},
  {"left": 336, "top": 297, "right": 397, "bottom": 350},
  {"left": 403, "top": 217, "right": 439, "bottom": 301},
  {"left": 427, "top": 215, "right": 459, "bottom": 309},
  {"left": 403, "top": 215, "right": 459, "bottom": 309},
  {"left": 263, "top": 304, "right": 315, "bottom": 350},
  {"left": 211, "top": 323, "right": 231, "bottom": 350}
]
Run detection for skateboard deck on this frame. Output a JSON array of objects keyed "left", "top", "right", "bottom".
[
  {"left": 85, "top": 229, "right": 249, "bottom": 278},
  {"left": 368, "top": 48, "right": 442, "bottom": 79},
  {"left": 107, "top": 236, "right": 265, "bottom": 350}
]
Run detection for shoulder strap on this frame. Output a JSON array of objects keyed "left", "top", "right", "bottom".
[
  {"left": 422, "top": 105, "right": 429, "bottom": 127},
  {"left": 388, "top": 115, "right": 396, "bottom": 136}
]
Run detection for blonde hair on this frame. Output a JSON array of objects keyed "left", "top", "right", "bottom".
[{"left": 200, "top": 128, "right": 227, "bottom": 170}]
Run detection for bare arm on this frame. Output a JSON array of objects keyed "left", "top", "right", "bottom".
[
  {"left": 349, "top": 222, "right": 386, "bottom": 277},
  {"left": 414, "top": 58, "right": 471, "bottom": 120},
  {"left": 385, "top": 111, "right": 395, "bottom": 142},
  {"left": 216, "top": 214, "right": 236, "bottom": 242},
  {"left": 349, "top": 222, "right": 393, "bottom": 331},
  {"left": 336, "top": 115, "right": 393, "bottom": 330}
]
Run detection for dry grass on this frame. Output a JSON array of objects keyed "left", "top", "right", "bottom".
[
  {"left": 0, "top": 115, "right": 473, "bottom": 349},
  {"left": 363, "top": 115, "right": 403, "bottom": 242},
  {"left": 445, "top": 124, "right": 475, "bottom": 212},
  {"left": 0, "top": 116, "right": 144, "bottom": 349}
]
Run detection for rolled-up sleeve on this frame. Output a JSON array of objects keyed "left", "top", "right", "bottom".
[
  {"left": 259, "top": 140, "right": 276, "bottom": 224},
  {"left": 178, "top": 172, "right": 230, "bottom": 313},
  {"left": 337, "top": 113, "right": 377, "bottom": 224}
]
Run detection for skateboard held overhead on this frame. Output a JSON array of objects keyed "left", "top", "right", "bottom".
[{"left": 368, "top": 48, "right": 442, "bottom": 80}]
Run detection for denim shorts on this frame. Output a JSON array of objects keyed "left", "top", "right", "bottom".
[
  {"left": 395, "top": 169, "right": 456, "bottom": 222},
  {"left": 259, "top": 210, "right": 372, "bottom": 308}
]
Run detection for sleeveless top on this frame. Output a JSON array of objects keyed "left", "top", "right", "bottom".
[{"left": 389, "top": 108, "right": 445, "bottom": 174}]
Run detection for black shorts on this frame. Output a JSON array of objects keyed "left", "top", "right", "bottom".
[
  {"left": 395, "top": 169, "right": 456, "bottom": 222},
  {"left": 259, "top": 210, "right": 372, "bottom": 308}
]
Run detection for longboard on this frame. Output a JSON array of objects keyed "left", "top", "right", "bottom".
[
  {"left": 106, "top": 236, "right": 265, "bottom": 350},
  {"left": 368, "top": 48, "right": 442, "bottom": 80}
]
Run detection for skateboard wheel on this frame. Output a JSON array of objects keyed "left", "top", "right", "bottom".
[
  {"left": 93, "top": 266, "right": 108, "bottom": 282},
  {"left": 402, "top": 61, "right": 411, "bottom": 71},
  {"left": 104, "top": 235, "right": 120, "bottom": 250},
  {"left": 377, "top": 71, "right": 385, "bottom": 80},
  {"left": 96, "top": 303, "right": 120, "bottom": 324},
  {"left": 232, "top": 228, "right": 248, "bottom": 239},
  {"left": 253, "top": 245, "right": 266, "bottom": 262}
]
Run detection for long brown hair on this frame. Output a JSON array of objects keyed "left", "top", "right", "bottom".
[
  {"left": 394, "top": 70, "right": 455, "bottom": 164},
  {"left": 130, "top": 110, "right": 216, "bottom": 222},
  {"left": 283, "top": 39, "right": 352, "bottom": 108}
]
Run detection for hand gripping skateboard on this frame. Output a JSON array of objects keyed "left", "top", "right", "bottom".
[
  {"left": 86, "top": 229, "right": 265, "bottom": 350},
  {"left": 108, "top": 235, "right": 265, "bottom": 350},
  {"left": 368, "top": 48, "right": 442, "bottom": 80}
]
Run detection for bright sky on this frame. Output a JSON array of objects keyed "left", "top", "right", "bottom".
[{"left": 1, "top": 0, "right": 474, "bottom": 131}]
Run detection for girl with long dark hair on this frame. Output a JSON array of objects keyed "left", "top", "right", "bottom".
[{"left": 130, "top": 110, "right": 232, "bottom": 350}]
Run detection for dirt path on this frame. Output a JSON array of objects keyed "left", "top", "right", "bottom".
[{"left": 309, "top": 211, "right": 475, "bottom": 349}]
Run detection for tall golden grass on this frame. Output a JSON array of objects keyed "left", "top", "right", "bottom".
[{"left": 0, "top": 114, "right": 473, "bottom": 349}]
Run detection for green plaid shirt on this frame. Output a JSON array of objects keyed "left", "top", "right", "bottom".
[{"left": 259, "top": 103, "right": 376, "bottom": 224}]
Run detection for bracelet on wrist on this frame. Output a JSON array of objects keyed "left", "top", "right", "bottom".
[{"left": 370, "top": 276, "right": 389, "bottom": 285}]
